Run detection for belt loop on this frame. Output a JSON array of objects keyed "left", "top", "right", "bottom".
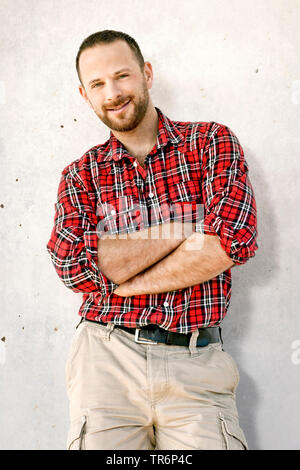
[
  {"left": 76, "top": 317, "right": 84, "bottom": 329},
  {"left": 188, "top": 329, "right": 200, "bottom": 357},
  {"left": 104, "top": 322, "right": 115, "bottom": 341},
  {"left": 219, "top": 326, "right": 224, "bottom": 350}
]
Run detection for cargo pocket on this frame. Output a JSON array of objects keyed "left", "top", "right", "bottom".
[
  {"left": 219, "top": 412, "right": 248, "bottom": 450},
  {"left": 67, "top": 415, "right": 87, "bottom": 450}
]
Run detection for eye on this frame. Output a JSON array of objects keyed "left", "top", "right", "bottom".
[
  {"left": 92, "top": 82, "right": 103, "bottom": 88},
  {"left": 119, "top": 74, "right": 128, "bottom": 78}
]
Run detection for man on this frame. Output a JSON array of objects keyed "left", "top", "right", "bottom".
[{"left": 47, "top": 30, "right": 258, "bottom": 450}]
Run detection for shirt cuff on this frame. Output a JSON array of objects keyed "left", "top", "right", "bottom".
[
  {"left": 83, "top": 230, "right": 119, "bottom": 296},
  {"left": 195, "top": 212, "right": 258, "bottom": 265}
]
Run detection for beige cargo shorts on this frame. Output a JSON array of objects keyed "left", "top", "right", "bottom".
[{"left": 65, "top": 320, "right": 248, "bottom": 450}]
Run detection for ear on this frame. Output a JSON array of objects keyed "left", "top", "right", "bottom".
[
  {"left": 143, "top": 62, "right": 154, "bottom": 90},
  {"left": 78, "top": 84, "right": 93, "bottom": 108}
]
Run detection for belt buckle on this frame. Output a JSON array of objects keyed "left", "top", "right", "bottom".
[{"left": 134, "top": 328, "right": 158, "bottom": 345}]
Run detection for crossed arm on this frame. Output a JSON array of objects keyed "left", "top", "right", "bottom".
[
  {"left": 97, "top": 221, "right": 235, "bottom": 297},
  {"left": 48, "top": 125, "right": 257, "bottom": 297},
  {"left": 96, "top": 125, "right": 259, "bottom": 297}
]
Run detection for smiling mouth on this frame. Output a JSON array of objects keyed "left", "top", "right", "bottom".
[{"left": 107, "top": 100, "right": 131, "bottom": 113}]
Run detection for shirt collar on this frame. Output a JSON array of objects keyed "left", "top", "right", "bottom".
[{"left": 103, "top": 106, "right": 187, "bottom": 162}]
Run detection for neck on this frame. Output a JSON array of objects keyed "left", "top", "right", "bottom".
[{"left": 111, "top": 103, "right": 159, "bottom": 162}]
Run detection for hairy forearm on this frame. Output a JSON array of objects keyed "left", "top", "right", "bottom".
[
  {"left": 114, "top": 232, "right": 235, "bottom": 296},
  {"left": 97, "top": 222, "right": 193, "bottom": 284}
]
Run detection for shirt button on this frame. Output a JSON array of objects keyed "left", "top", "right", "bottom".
[
  {"left": 163, "top": 301, "right": 169, "bottom": 307},
  {"left": 148, "top": 192, "right": 154, "bottom": 198},
  {"left": 111, "top": 209, "right": 116, "bottom": 215}
]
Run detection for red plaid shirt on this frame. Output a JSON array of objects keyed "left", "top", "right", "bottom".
[{"left": 46, "top": 107, "right": 258, "bottom": 333}]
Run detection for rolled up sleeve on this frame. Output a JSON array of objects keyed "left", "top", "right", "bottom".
[
  {"left": 195, "top": 124, "right": 258, "bottom": 265},
  {"left": 46, "top": 169, "right": 119, "bottom": 295}
]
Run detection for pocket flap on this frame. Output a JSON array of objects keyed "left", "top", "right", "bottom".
[
  {"left": 66, "top": 415, "right": 87, "bottom": 450},
  {"left": 97, "top": 196, "right": 148, "bottom": 235},
  {"left": 219, "top": 412, "right": 248, "bottom": 450}
]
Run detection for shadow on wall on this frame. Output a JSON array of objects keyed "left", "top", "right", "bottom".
[{"left": 221, "top": 145, "right": 275, "bottom": 450}]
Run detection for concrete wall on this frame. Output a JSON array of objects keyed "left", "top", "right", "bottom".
[{"left": 1, "top": 0, "right": 299, "bottom": 450}]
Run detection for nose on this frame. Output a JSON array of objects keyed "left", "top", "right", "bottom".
[{"left": 105, "top": 80, "right": 122, "bottom": 107}]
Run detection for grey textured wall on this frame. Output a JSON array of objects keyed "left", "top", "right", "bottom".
[{"left": 1, "top": 0, "right": 299, "bottom": 450}]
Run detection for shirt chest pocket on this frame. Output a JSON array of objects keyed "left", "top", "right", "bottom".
[
  {"left": 96, "top": 195, "right": 148, "bottom": 236},
  {"left": 163, "top": 179, "right": 203, "bottom": 225}
]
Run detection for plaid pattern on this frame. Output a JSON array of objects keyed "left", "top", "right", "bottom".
[{"left": 46, "top": 107, "right": 258, "bottom": 333}]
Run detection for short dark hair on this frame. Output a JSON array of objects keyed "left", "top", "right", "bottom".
[{"left": 75, "top": 30, "right": 145, "bottom": 85}]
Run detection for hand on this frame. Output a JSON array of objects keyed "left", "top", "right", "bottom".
[
  {"left": 113, "top": 274, "right": 145, "bottom": 297},
  {"left": 113, "top": 283, "right": 129, "bottom": 297}
]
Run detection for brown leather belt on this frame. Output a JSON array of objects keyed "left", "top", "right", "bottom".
[{"left": 79, "top": 318, "right": 222, "bottom": 347}]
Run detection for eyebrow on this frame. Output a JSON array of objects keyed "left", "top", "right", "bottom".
[{"left": 89, "top": 68, "right": 131, "bottom": 86}]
